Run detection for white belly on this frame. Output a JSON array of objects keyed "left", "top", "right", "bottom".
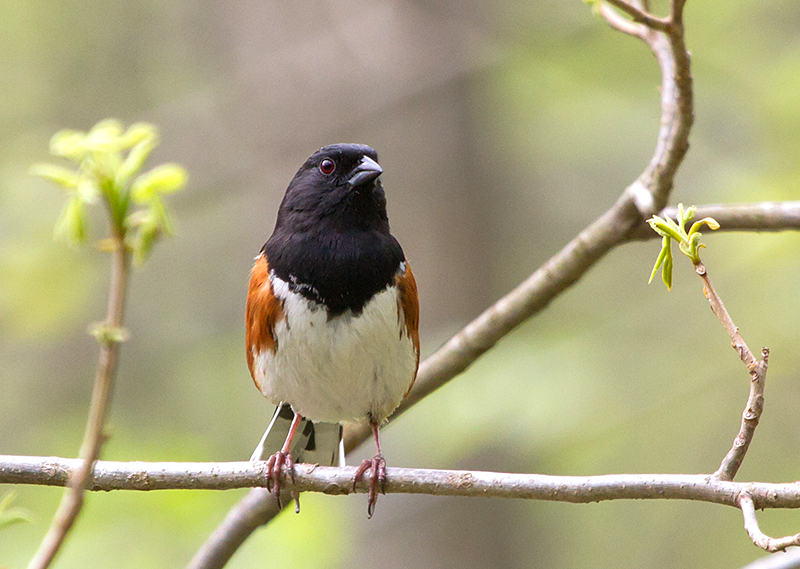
[{"left": 252, "top": 276, "right": 417, "bottom": 423}]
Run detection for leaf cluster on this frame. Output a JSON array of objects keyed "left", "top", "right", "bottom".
[
  {"left": 648, "top": 204, "right": 720, "bottom": 289},
  {"left": 30, "top": 119, "right": 187, "bottom": 264}
]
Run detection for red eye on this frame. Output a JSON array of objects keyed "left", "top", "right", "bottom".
[{"left": 319, "top": 159, "right": 335, "bottom": 175}]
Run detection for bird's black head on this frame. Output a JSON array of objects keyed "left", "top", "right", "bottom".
[
  {"left": 263, "top": 143, "right": 405, "bottom": 316},
  {"left": 273, "top": 143, "right": 389, "bottom": 234}
]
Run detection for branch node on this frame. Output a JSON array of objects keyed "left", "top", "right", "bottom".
[{"left": 628, "top": 181, "right": 656, "bottom": 217}]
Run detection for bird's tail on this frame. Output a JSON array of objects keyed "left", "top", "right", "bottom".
[{"left": 250, "top": 403, "right": 345, "bottom": 467}]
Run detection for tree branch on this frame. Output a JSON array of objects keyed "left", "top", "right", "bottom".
[
  {"left": 4, "top": 456, "right": 800, "bottom": 510},
  {"left": 714, "top": 345, "right": 768, "bottom": 481},
  {"left": 690, "top": 261, "right": 768, "bottom": 481},
  {"left": 597, "top": 3, "right": 648, "bottom": 38},
  {"left": 27, "top": 240, "right": 130, "bottom": 569},
  {"left": 629, "top": 201, "right": 800, "bottom": 240},
  {"left": 740, "top": 493, "right": 800, "bottom": 552},
  {"left": 602, "top": 0, "right": 671, "bottom": 32}
]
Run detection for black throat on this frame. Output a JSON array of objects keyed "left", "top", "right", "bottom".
[{"left": 264, "top": 228, "right": 404, "bottom": 317}]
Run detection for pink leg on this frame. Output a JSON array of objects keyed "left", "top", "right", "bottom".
[
  {"left": 265, "top": 411, "right": 302, "bottom": 509},
  {"left": 353, "top": 420, "right": 387, "bottom": 518}
]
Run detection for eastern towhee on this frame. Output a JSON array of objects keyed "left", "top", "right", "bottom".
[{"left": 245, "top": 144, "right": 420, "bottom": 517}]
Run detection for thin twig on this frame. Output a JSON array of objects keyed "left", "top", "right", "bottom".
[
  {"left": 603, "top": 0, "right": 671, "bottom": 32},
  {"left": 597, "top": 3, "right": 647, "bottom": 38},
  {"left": 740, "top": 493, "right": 800, "bottom": 552},
  {"left": 714, "top": 347, "right": 769, "bottom": 481},
  {"left": 694, "top": 262, "right": 757, "bottom": 368},
  {"left": 5, "top": 456, "right": 800, "bottom": 510},
  {"left": 692, "top": 262, "right": 768, "bottom": 481},
  {"left": 27, "top": 240, "right": 130, "bottom": 569}
]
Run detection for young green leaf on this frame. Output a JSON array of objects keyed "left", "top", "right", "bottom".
[
  {"left": 647, "top": 204, "right": 721, "bottom": 288},
  {"left": 35, "top": 119, "right": 187, "bottom": 265},
  {"left": 131, "top": 218, "right": 161, "bottom": 264},
  {"left": 115, "top": 137, "right": 158, "bottom": 189},
  {"left": 647, "top": 216, "right": 684, "bottom": 242},
  {"left": 119, "top": 122, "right": 157, "bottom": 149},
  {"left": 29, "top": 163, "right": 80, "bottom": 190},
  {"left": 85, "top": 119, "right": 124, "bottom": 151},
  {"left": 148, "top": 196, "right": 174, "bottom": 235},
  {"left": 49, "top": 130, "right": 87, "bottom": 161},
  {"left": 662, "top": 248, "right": 673, "bottom": 290},
  {"left": 53, "top": 198, "right": 87, "bottom": 243},
  {"left": 648, "top": 236, "right": 670, "bottom": 284},
  {"left": 131, "top": 164, "right": 187, "bottom": 203}
]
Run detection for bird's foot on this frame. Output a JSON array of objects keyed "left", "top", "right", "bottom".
[
  {"left": 354, "top": 454, "right": 386, "bottom": 518},
  {"left": 265, "top": 450, "right": 295, "bottom": 509}
]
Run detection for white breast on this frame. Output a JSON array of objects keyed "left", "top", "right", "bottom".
[{"left": 252, "top": 275, "right": 417, "bottom": 423}]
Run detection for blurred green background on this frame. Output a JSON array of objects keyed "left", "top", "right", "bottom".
[{"left": 2, "top": 0, "right": 800, "bottom": 567}]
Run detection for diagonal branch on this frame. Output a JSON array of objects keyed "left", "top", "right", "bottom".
[
  {"left": 189, "top": 489, "right": 279, "bottom": 569},
  {"left": 694, "top": 262, "right": 757, "bottom": 369}
]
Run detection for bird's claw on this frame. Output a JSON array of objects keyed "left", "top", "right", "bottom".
[
  {"left": 354, "top": 455, "right": 387, "bottom": 518},
  {"left": 265, "top": 451, "right": 295, "bottom": 510}
]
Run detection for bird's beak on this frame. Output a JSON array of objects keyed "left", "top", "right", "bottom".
[{"left": 348, "top": 156, "right": 383, "bottom": 187}]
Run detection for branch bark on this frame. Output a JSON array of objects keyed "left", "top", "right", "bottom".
[{"left": 4, "top": 456, "right": 800, "bottom": 510}]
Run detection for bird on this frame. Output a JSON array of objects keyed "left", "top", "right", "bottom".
[{"left": 245, "top": 143, "right": 420, "bottom": 517}]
